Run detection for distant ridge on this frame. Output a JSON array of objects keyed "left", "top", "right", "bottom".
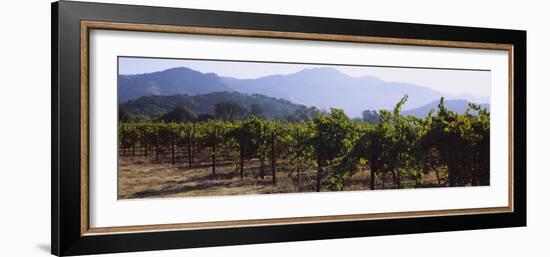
[
  {"left": 221, "top": 67, "right": 446, "bottom": 117},
  {"left": 402, "top": 99, "right": 490, "bottom": 117}
]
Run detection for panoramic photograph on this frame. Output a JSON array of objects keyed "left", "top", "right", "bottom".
[{"left": 117, "top": 57, "right": 491, "bottom": 199}]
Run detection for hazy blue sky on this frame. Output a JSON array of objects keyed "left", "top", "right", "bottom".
[{"left": 119, "top": 57, "right": 491, "bottom": 98}]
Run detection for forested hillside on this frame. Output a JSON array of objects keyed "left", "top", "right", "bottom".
[{"left": 120, "top": 91, "right": 320, "bottom": 121}]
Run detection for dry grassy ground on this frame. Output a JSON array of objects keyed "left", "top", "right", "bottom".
[{"left": 118, "top": 155, "right": 444, "bottom": 199}]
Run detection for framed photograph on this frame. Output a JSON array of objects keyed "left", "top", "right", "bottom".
[{"left": 52, "top": 1, "right": 526, "bottom": 256}]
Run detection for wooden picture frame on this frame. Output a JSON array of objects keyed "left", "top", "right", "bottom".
[{"left": 52, "top": 1, "right": 526, "bottom": 256}]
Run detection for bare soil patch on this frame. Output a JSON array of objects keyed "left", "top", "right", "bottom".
[{"left": 118, "top": 156, "right": 445, "bottom": 199}]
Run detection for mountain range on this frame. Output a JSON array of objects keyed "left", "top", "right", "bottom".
[
  {"left": 118, "top": 67, "right": 232, "bottom": 102},
  {"left": 118, "top": 66, "right": 490, "bottom": 118}
]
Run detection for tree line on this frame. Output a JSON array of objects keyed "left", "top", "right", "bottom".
[
  {"left": 120, "top": 99, "right": 328, "bottom": 124},
  {"left": 119, "top": 96, "right": 490, "bottom": 191}
]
